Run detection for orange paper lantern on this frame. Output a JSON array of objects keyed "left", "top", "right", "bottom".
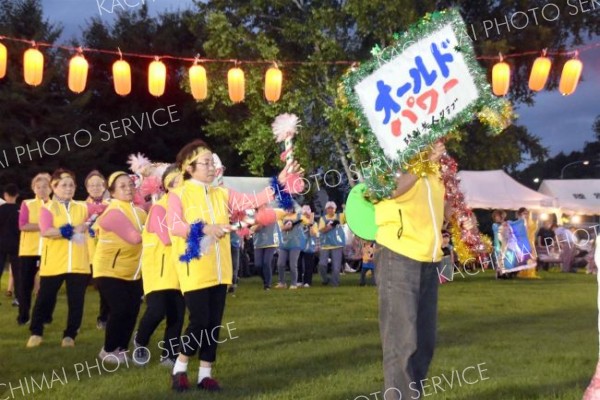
[
  {"left": 228, "top": 67, "right": 245, "bottom": 103},
  {"left": 264, "top": 66, "right": 282, "bottom": 102},
  {"left": 112, "top": 59, "right": 131, "bottom": 96},
  {"left": 0, "top": 43, "right": 7, "bottom": 79},
  {"left": 528, "top": 56, "right": 552, "bottom": 92},
  {"left": 559, "top": 58, "right": 583, "bottom": 96},
  {"left": 23, "top": 48, "right": 44, "bottom": 86},
  {"left": 68, "top": 54, "right": 89, "bottom": 93},
  {"left": 148, "top": 59, "right": 166, "bottom": 97},
  {"left": 189, "top": 64, "right": 207, "bottom": 101},
  {"left": 492, "top": 61, "right": 510, "bottom": 96}
]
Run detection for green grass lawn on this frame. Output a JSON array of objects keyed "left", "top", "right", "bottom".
[{"left": 0, "top": 269, "right": 597, "bottom": 400}]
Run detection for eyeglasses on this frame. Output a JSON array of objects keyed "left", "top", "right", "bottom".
[{"left": 194, "top": 161, "right": 217, "bottom": 169}]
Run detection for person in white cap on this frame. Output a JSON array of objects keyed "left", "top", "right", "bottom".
[{"left": 317, "top": 201, "right": 346, "bottom": 286}]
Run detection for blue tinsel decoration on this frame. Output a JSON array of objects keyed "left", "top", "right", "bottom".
[
  {"left": 179, "top": 221, "right": 205, "bottom": 263},
  {"left": 88, "top": 227, "right": 95, "bottom": 238},
  {"left": 270, "top": 176, "right": 293, "bottom": 211},
  {"left": 59, "top": 224, "right": 75, "bottom": 240}
]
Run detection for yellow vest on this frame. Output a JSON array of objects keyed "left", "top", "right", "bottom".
[
  {"left": 19, "top": 198, "right": 46, "bottom": 256},
  {"left": 141, "top": 196, "right": 179, "bottom": 294},
  {"left": 375, "top": 176, "right": 445, "bottom": 263},
  {"left": 169, "top": 180, "right": 232, "bottom": 294},
  {"left": 93, "top": 199, "right": 147, "bottom": 280},
  {"left": 40, "top": 200, "right": 90, "bottom": 276}
]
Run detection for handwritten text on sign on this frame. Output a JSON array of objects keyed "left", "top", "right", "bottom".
[{"left": 354, "top": 24, "right": 479, "bottom": 160}]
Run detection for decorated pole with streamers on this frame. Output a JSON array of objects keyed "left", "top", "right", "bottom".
[
  {"left": 272, "top": 113, "right": 299, "bottom": 173},
  {"left": 213, "top": 153, "right": 225, "bottom": 187}
]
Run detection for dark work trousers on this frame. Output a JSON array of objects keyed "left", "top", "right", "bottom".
[
  {"left": 136, "top": 289, "right": 185, "bottom": 360},
  {"left": 18, "top": 256, "right": 40, "bottom": 324},
  {"left": 0, "top": 252, "right": 19, "bottom": 296},
  {"left": 300, "top": 252, "right": 316, "bottom": 285},
  {"left": 254, "top": 247, "right": 276, "bottom": 289},
  {"left": 97, "top": 285, "right": 110, "bottom": 324},
  {"left": 30, "top": 273, "right": 90, "bottom": 339},
  {"left": 181, "top": 284, "right": 227, "bottom": 362},
  {"left": 96, "top": 277, "right": 143, "bottom": 352},
  {"left": 375, "top": 247, "right": 439, "bottom": 400},
  {"left": 231, "top": 246, "right": 240, "bottom": 285}
]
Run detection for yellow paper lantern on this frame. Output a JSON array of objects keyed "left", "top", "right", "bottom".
[
  {"left": 148, "top": 59, "right": 166, "bottom": 97},
  {"left": 23, "top": 48, "right": 44, "bottom": 86},
  {"left": 264, "top": 66, "right": 282, "bottom": 102},
  {"left": 112, "top": 59, "right": 131, "bottom": 96},
  {"left": 528, "top": 56, "right": 552, "bottom": 92},
  {"left": 0, "top": 43, "right": 7, "bottom": 79},
  {"left": 559, "top": 58, "right": 583, "bottom": 96},
  {"left": 228, "top": 67, "right": 245, "bottom": 103},
  {"left": 189, "top": 64, "right": 207, "bottom": 101},
  {"left": 68, "top": 54, "right": 89, "bottom": 93},
  {"left": 492, "top": 60, "right": 510, "bottom": 96}
]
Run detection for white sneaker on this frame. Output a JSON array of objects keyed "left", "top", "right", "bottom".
[
  {"left": 303, "top": 283, "right": 310, "bottom": 288},
  {"left": 275, "top": 283, "right": 287, "bottom": 289},
  {"left": 289, "top": 285, "right": 298, "bottom": 290},
  {"left": 344, "top": 263, "right": 356, "bottom": 273}
]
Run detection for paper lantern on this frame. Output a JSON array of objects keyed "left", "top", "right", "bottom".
[
  {"left": 0, "top": 43, "right": 6, "bottom": 79},
  {"left": 492, "top": 61, "right": 510, "bottom": 96},
  {"left": 23, "top": 48, "right": 44, "bottom": 86},
  {"left": 559, "top": 58, "right": 583, "bottom": 96},
  {"left": 264, "top": 66, "right": 282, "bottom": 102},
  {"left": 68, "top": 54, "right": 89, "bottom": 93},
  {"left": 189, "top": 64, "right": 207, "bottom": 101},
  {"left": 112, "top": 59, "right": 131, "bottom": 96},
  {"left": 528, "top": 56, "right": 552, "bottom": 91},
  {"left": 148, "top": 59, "right": 166, "bottom": 97},
  {"left": 228, "top": 67, "right": 245, "bottom": 103}
]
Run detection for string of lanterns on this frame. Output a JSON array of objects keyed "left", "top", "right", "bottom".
[
  {"left": 490, "top": 43, "right": 600, "bottom": 96},
  {"left": 1, "top": 35, "right": 599, "bottom": 101}
]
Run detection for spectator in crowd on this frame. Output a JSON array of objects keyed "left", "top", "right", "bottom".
[
  {"left": 359, "top": 240, "right": 375, "bottom": 286},
  {"left": 0, "top": 184, "right": 20, "bottom": 306},
  {"left": 536, "top": 220, "right": 556, "bottom": 271},
  {"left": 515, "top": 208, "right": 540, "bottom": 279},
  {"left": 553, "top": 225, "right": 578, "bottom": 273},
  {"left": 277, "top": 206, "right": 311, "bottom": 289}
]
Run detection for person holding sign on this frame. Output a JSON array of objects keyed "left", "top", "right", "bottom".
[{"left": 375, "top": 141, "right": 469, "bottom": 400}]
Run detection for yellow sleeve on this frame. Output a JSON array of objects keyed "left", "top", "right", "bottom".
[
  {"left": 301, "top": 215, "right": 311, "bottom": 225},
  {"left": 274, "top": 208, "right": 287, "bottom": 221},
  {"left": 339, "top": 213, "right": 346, "bottom": 225},
  {"left": 318, "top": 217, "right": 326, "bottom": 230}
]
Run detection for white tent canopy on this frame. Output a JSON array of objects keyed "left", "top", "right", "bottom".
[
  {"left": 538, "top": 179, "right": 600, "bottom": 215},
  {"left": 457, "top": 170, "right": 557, "bottom": 211}
]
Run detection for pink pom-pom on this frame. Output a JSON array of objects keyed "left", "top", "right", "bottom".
[
  {"left": 140, "top": 176, "right": 162, "bottom": 197},
  {"left": 132, "top": 191, "right": 146, "bottom": 207},
  {"left": 256, "top": 207, "right": 277, "bottom": 226},
  {"left": 237, "top": 227, "right": 251, "bottom": 238},
  {"left": 284, "top": 173, "right": 305, "bottom": 194},
  {"left": 88, "top": 203, "right": 107, "bottom": 216}
]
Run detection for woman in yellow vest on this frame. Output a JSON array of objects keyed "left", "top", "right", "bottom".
[
  {"left": 17, "top": 173, "right": 52, "bottom": 326},
  {"left": 93, "top": 172, "right": 147, "bottom": 365},
  {"left": 132, "top": 165, "right": 185, "bottom": 368},
  {"left": 26, "top": 169, "right": 91, "bottom": 348},
  {"left": 167, "top": 139, "right": 302, "bottom": 392},
  {"left": 84, "top": 170, "right": 110, "bottom": 329}
]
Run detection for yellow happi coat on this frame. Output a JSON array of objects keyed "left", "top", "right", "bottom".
[
  {"left": 169, "top": 180, "right": 232, "bottom": 294},
  {"left": 19, "top": 198, "right": 46, "bottom": 257},
  {"left": 40, "top": 200, "right": 90, "bottom": 276},
  {"left": 93, "top": 199, "right": 147, "bottom": 281},
  {"left": 141, "top": 196, "right": 179, "bottom": 294},
  {"left": 375, "top": 176, "right": 445, "bottom": 263}
]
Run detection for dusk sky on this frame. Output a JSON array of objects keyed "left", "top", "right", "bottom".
[{"left": 40, "top": 0, "right": 600, "bottom": 164}]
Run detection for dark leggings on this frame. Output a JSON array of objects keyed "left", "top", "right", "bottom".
[
  {"left": 181, "top": 285, "right": 227, "bottom": 362},
  {"left": 136, "top": 289, "right": 185, "bottom": 359},
  {"left": 96, "top": 277, "right": 143, "bottom": 352},
  {"left": 30, "top": 273, "right": 90, "bottom": 338}
]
